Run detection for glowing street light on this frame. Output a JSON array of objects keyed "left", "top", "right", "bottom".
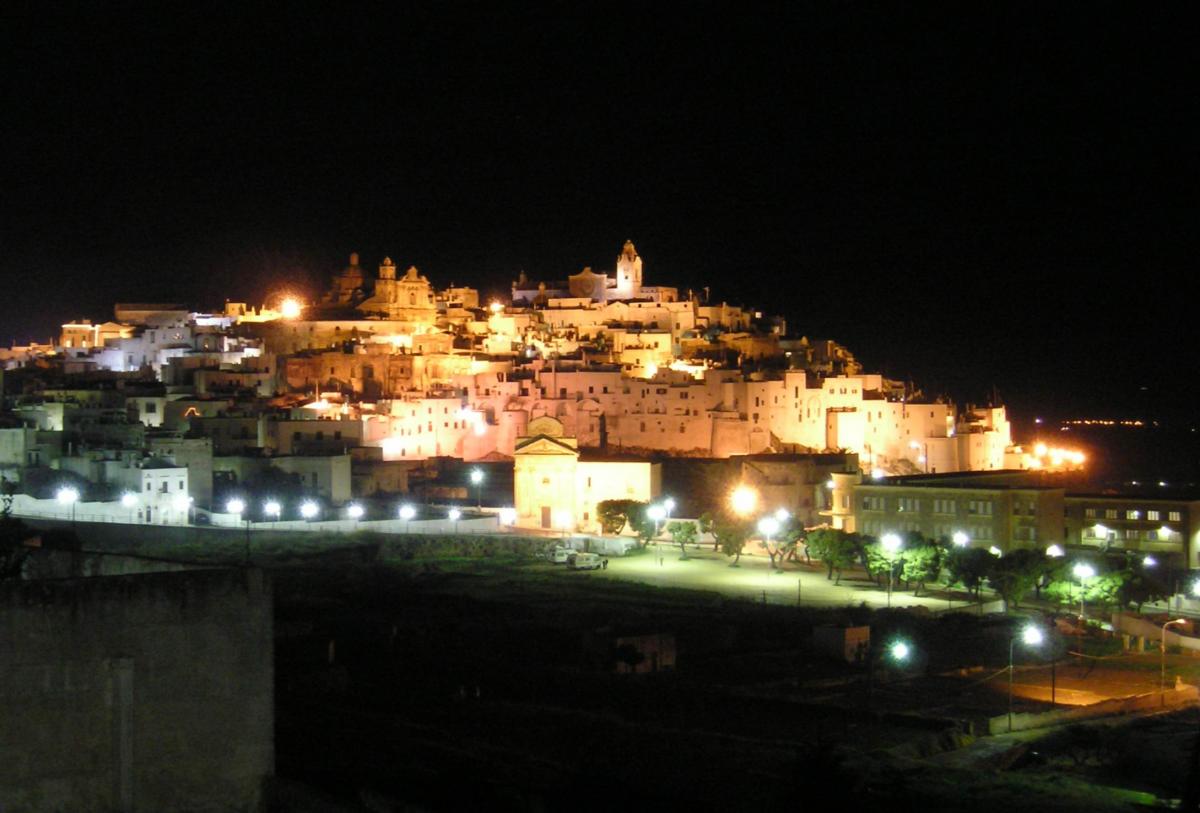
[
  {"left": 730, "top": 485, "right": 758, "bottom": 517},
  {"left": 952, "top": 531, "right": 970, "bottom": 547},
  {"left": 1162, "top": 618, "right": 1187, "bottom": 705},
  {"left": 469, "top": 467, "right": 485, "bottom": 509},
  {"left": 398, "top": 503, "right": 416, "bottom": 532},
  {"left": 1046, "top": 544, "right": 1065, "bottom": 558},
  {"left": 172, "top": 494, "right": 192, "bottom": 524},
  {"left": 1009, "top": 625, "right": 1044, "bottom": 731},
  {"left": 347, "top": 503, "right": 364, "bottom": 527},
  {"left": 280, "top": 297, "right": 303, "bottom": 319},
  {"left": 663, "top": 497, "right": 676, "bottom": 520},
  {"left": 448, "top": 507, "right": 462, "bottom": 533},
  {"left": 867, "top": 637, "right": 913, "bottom": 708},
  {"left": 56, "top": 485, "right": 80, "bottom": 530},
  {"left": 1143, "top": 555, "right": 1158, "bottom": 568},
  {"left": 227, "top": 498, "right": 250, "bottom": 564},
  {"left": 498, "top": 507, "right": 517, "bottom": 527},
  {"left": 300, "top": 501, "right": 320, "bottom": 520},
  {"left": 121, "top": 491, "right": 137, "bottom": 522},
  {"left": 881, "top": 533, "right": 902, "bottom": 607},
  {"left": 1073, "top": 562, "right": 1096, "bottom": 621},
  {"left": 264, "top": 500, "right": 281, "bottom": 520}
]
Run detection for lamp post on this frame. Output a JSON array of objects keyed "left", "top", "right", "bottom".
[
  {"left": 399, "top": 503, "right": 416, "bottom": 533},
  {"left": 730, "top": 485, "right": 758, "bottom": 518},
  {"left": 300, "top": 501, "right": 319, "bottom": 521},
  {"left": 881, "top": 533, "right": 902, "bottom": 608},
  {"left": 867, "top": 638, "right": 911, "bottom": 709},
  {"left": 264, "top": 500, "right": 281, "bottom": 523},
  {"left": 448, "top": 507, "right": 461, "bottom": 534},
  {"left": 470, "top": 468, "right": 484, "bottom": 510},
  {"left": 1072, "top": 562, "right": 1095, "bottom": 621},
  {"left": 1161, "top": 618, "right": 1187, "bottom": 705},
  {"left": 227, "top": 498, "right": 248, "bottom": 564},
  {"left": 121, "top": 492, "right": 137, "bottom": 523},
  {"left": 347, "top": 503, "right": 364, "bottom": 529},
  {"left": 758, "top": 515, "right": 780, "bottom": 573},
  {"left": 648, "top": 504, "right": 666, "bottom": 563},
  {"left": 56, "top": 485, "right": 79, "bottom": 531},
  {"left": 1009, "top": 625, "right": 1044, "bottom": 732},
  {"left": 498, "top": 507, "right": 516, "bottom": 530}
]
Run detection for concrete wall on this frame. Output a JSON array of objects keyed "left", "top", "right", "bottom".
[
  {"left": 0, "top": 569, "right": 274, "bottom": 811},
  {"left": 986, "top": 684, "right": 1199, "bottom": 735}
]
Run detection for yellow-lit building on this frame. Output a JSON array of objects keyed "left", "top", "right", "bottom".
[{"left": 513, "top": 416, "right": 659, "bottom": 532}]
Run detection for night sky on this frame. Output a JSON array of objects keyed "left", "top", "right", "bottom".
[{"left": 3, "top": 4, "right": 1194, "bottom": 427}]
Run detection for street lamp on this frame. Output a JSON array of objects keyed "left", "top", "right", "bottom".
[
  {"left": 758, "top": 515, "right": 781, "bottom": 574},
  {"left": 264, "top": 500, "right": 281, "bottom": 521},
  {"left": 1072, "top": 562, "right": 1095, "bottom": 621},
  {"left": 121, "top": 492, "right": 137, "bottom": 522},
  {"left": 57, "top": 485, "right": 79, "bottom": 530},
  {"left": 867, "top": 637, "right": 912, "bottom": 708},
  {"left": 172, "top": 493, "right": 191, "bottom": 525},
  {"left": 398, "top": 503, "right": 416, "bottom": 533},
  {"left": 347, "top": 503, "right": 364, "bottom": 528},
  {"left": 730, "top": 485, "right": 758, "bottom": 517},
  {"left": 498, "top": 507, "right": 517, "bottom": 528},
  {"left": 1046, "top": 544, "right": 1065, "bottom": 558},
  {"left": 300, "top": 500, "right": 319, "bottom": 520},
  {"left": 952, "top": 531, "right": 969, "bottom": 548},
  {"left": 469, "top": 468, "right": 484, "bottom": 509},
  {"left": 1009, "top": 624, "right": 1044, "bottom": 732},
  {"left": 227, "top": 498, "right": 249, "bottom": 564},
  {"left": 1161, "top": 618, "right": 1187, "bottom": 705},
  {"left": 448, "top": 507, "right": 462, "bottom": 533},
  {"left": 881, "top": 533, "right": 902, "bottom": 607}
]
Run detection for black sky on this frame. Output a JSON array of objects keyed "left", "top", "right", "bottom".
[{"left": 2, "top": 3, "right": 1194, "bottom": 425}]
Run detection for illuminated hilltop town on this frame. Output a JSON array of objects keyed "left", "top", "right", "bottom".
[{"left": 1, "top": 240, "right": 1097, "bottom": 539}]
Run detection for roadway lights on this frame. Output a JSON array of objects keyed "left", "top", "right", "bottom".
[
  {"left": 730, "top": 485, "right": 758, "bottom": 517},
  {"left": 1073, "top": 562, "right": 1096, "bottom": 621},
  {"left": 120, "top": 492, "right": 137, "bottom": 508},
  {"left": 57, "top": 486, "right": 79, "bottom": 505},
  {"left": 952, "top": 531, "right": 969, "bottom": 547},
  {"left": 469, "top": 468, "right": 485, "bottom": 509},
  {"left": 264, "top": 500, "right": 281, "bottom": 519},
  {"left": 448, "top": 508, "right": 462, "bottom": 522},
  {"left": 774, "top": 508, "right": 789, "bottom": 523},
  {"left": 226, "top": 498, "right": 245, "bottom": 515},
  {"left": 498, "top": 507, "right": 517, "bottom": 526},
  {"left": 889, "top": 641, "right": 910, "bottom": 662},
  {"left": 300, "top": 501, "right": 319, "bottom": 520},
  {"left": 757, "top": 516, "right": 780, "bottom": 538},
  {"left": 1143, "top": 555, "right": 1158, "bottom": 568},
  {"left": 347, "top": 504, "right": 364, "bottom": 520},
  {"left": 1009, "top": 625, "right": 1045, "bottom": 732},
  {"left": 398, "top": 504, "right": 416, "bottom": 521},
  {"left": 1046, "top": 544, "right": 1065, "bottom": 558}
]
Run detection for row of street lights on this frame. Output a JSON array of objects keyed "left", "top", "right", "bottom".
[{"left": 223, "top": 497, "right": 517, "bottom": 530}]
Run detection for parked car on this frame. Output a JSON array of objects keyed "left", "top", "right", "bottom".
[
  {"left": 570, "top": 552, "right": 603, "bottom": 570},
  {"left": 549, "top": 547, "right": 573, "bottom": 564}
]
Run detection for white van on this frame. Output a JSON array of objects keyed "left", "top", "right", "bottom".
[
  {"left": 549, "top": 547, "right": 573, "bottom": 564},
  {"left": 571, "top": 552, "right": 603, "bottom": 570}
]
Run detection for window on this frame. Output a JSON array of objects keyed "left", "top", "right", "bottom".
[
  {"left": 1105, "top": 509, "right": 1118, "bottom": 519},
  {"left": 1148, "top": 510, "right": 1160, "bottom": 521},
  {"left": 862, "top": 496, "right": 885, "bottom": 512},
  {"left": 966, "top": 500, "right": 993, "bottom": 516},
  {"left": 1126, "top": 510, "right": 1141, "bottom": 520},
  {"left": 178, "top": 481, "right": 184, "bottom": 490},
  {"left": 933, "top": 498, "right": 955, "bottom": 515},
  {"left": 1170, "top": 511, "right": 1182, "bottom": 522},
  {"left": 145, "top": 402, "right": 157, "bottom": 413},
  {"left": 1085, "top": 508, "right": 1097, "bottom": 519},
  {"left": 898, "top": 497, "right": 919, "bottom": 513}
]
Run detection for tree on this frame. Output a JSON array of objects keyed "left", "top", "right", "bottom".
[
  {"left": 986, "top": 550, "right": 1044, "bottom": 611},
  {"left": 862, "top": 539, "right": 898, "bottom": 588},
  {"left": 900, "top": 543, "right": 942, "bottom": 596},
  {"left": 714, "top": 515, "right": 751, "bottom": 566},
  {"left": 666, "top": 520, "right": 696, "bottom": 560},
  {"left": 629, "top": 503, "right": 657, "bottom": 548},
  {"left": 1120, "top": 567, "right": 1169, "bottom": 613},
  {"left": 805, "top": 528, "right": 860, "bottom": 585},
  {"left": 759, "top": 524, "right": 798, "bottom": 571},
  {"left": 597, "top": 499, "right": 640, "bottom": 535},
  {"left": 945, "top": 546, "right": 994, "bottom": 600}
]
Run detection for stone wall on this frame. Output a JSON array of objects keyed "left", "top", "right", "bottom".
[{"left": 0, "top": 568, "right": 273, "bottom": 811}]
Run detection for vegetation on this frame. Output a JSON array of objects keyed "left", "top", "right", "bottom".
[
  {"left": 596, "top": 499, "right": 643, "bottom": 535},
  {"left": 713, "top": 515, "right": 751, "bottom": 566},
  {"left": 666, "top": 520, "right": 696, "bottom": 559}
]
